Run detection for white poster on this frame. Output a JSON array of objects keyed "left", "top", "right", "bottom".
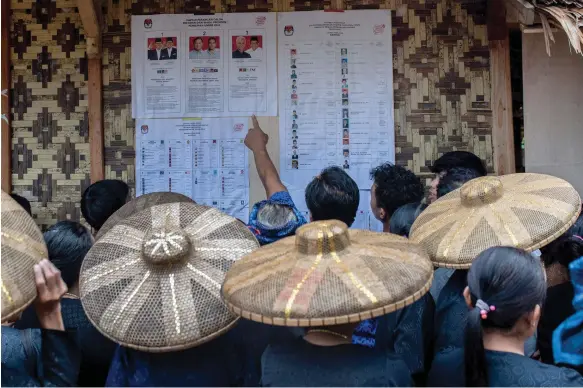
[
  {"left": 136, "top": 118, "right": 250, "bottom": 221},
  {"left": 277, "top": 10, "right": 395, "bottom": 200},
  {"left": 131, "top": 13, "right": 277, "bottom": 118}
]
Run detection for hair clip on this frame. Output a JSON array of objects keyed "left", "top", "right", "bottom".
[{"left": 476, "top": 299, "right": 495, "bottom": 320}]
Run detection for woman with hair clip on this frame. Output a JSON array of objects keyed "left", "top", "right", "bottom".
[{"left": 428, "top": 246, "right": 583, "bottom": 386}]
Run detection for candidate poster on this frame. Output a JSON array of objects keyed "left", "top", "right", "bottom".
[
  {"left": 136, "top": 118, "right": 250, "bottom": 221},
  {"left": 132, "top": 13, "right": 277, "bottom": 118},
  {"left": 277, "top": 10, "right": 395, "bottom": 202}
]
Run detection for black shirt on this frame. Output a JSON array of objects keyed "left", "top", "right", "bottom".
[
  {"left": 15, "top": 298, "right": 116, "bottom": 386},
  {"left": 434, "top": 269, "right": 468, "bottom": 353},
  {"left": 428, "top": 348, "right": 583, "bottom": 387},
  {"left": 232, "top": 50, "right": 251, "bottom": 59},
  {"left": 261, "top": 338, "right": 413, "bottom": 387},
  {"left": 538, "top": 282, "right": 575, "bottom": 365}
]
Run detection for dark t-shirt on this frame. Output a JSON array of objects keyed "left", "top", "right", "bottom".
[
  {"left": 434, "top": 269, "right": 468, "bottom": 353},
  {"left": 428, "top": 348, "right": 583, "bottom": 387},
  {"left": 261, "top": 338, "right": 413, "bottom": 387},
  {"left": 538, "top": 282, "right": 575, "bottom": 365},
  {"left": 16, "top": 298, "right": 116, "bottom": 386}
]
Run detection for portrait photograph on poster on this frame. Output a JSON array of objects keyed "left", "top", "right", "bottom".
[
  {"left": 232, "top": 35, "right": 263, "bottom": 59},
  {"left": 147, "top": 37, "right": 178, "bottom": 60},
  {"left": 189, "top": 36, "right": 221, "bottom": 59}
]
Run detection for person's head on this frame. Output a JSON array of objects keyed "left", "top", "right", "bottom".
[
  {"left": 166, "top": 38, "right": 174, "bottom": 48},
  {"left": 10, "top": 193, "right": 31, "bottom": 216},
  {"left": 343, "top": 129, "right": 349, "bottom": 137},
  {"left": 369, "top": 163, "right": 425, "bottom": 223},
  {"left": 155, "top": 38, "right": 163, "bottom": 50},
  {"left": 540, "top": 236, "right": 583, "bottom": 284},
  {"left": 389, "top": 202, "right": 428, "bottom": 238},
  {"left": 293, "top": 80, "right": 296, "bottom": 84},
  {"left": 343, "top": 149, "right": 349, "bottom": 157},
  {"left": 293, "top": 140, "right": 297, "bottom": 146},
  {"left": 81, "top": 179, "right": 130, "bottom": 231},
  {"left": 257, "top": 204, "right": 297, "bottom": 230},
  {"left": 293, "top": 150, "right": 297, "bottom": 156},
  {"left": 564, "top": 211, "right": 583, "bottom": 238},
  {"left": 435, "top": 167, "right": 481, "bottom": 200},
  {"left": 305, "top": 166, "right": 359, "bottom": 227},
  {"left": 43, "top": 221, "right": 93, "bottom": 288},
  {"left": 429, "top": 151, "right": 486, "bottom": 203},
  {"left": 194, "top": 37, "right": 203, "bottom": 51},
  {"left": 293, "top": 110, "right": 296, "bottom": 114},
  {"left": 343, "top": 119, "right": 348, "bottom": 125},
  {"left": 208, "top": 37, "right": 217, "bottom": 50},
  {"left": 236, "top": 36, "right": 246, "bottom": 51},
  {"left": 250, "top": 36, "right": 259, "bottom": 50},
  {"left": 463, "top": 246, "right": 546, "bottom": 386}
]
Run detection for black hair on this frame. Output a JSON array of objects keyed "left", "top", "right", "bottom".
[
  {"left": 437, "top": 167, "right": 481, "bottom": 198},
  {"left": 370, "top": 163, "right": 424, "bottom": 221},
  {"left": 250, "top": 36, "right": 259, "bottom": 42},
  {"left": 464, "top": 246, "right": 546, "bottom": 387},
  {"left": 155, "top": 38, "right": 162, "bottom": 43},
  {"left": 10, "top": 193, "right": 32, "bottom": 216},
  {"left": 431, "top": 151, "right": 487, "bottom": 176},
  {"left": 194, "top": 37, "right": 203, "bottom": 43},
  {"left": 43, "top": 221, "right": 93, "bottom": 288},
  {"left": 166, "top": 37, "right": 174, "bottom": 43},
  {"left": 305, "top": 166, "right": 359, "bottom": 226},
  {"left": 208, "top": 37, "right": 216, "bottom": 43},
  {"left": 389, "top": 202, "right": 428, "bottom": 238},
  {"left": 540, "top": 235, "right": 583, "bottom": 273},
  {"left": 81, "top": 179, "right": 129, "bottom": 231},
  {"left": 564, "top": 211, "right": 583, "bottom": 238}
]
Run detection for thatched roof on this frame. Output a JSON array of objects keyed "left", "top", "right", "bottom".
[{"left": 529, "top": 0, "right": 583, "bottom": 54}]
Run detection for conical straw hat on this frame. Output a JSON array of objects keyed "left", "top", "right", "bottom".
[
  {"left": 1, "top": 191, "right": 48, "bottom": 322},
  {"left": 410, "top": 173, "right": 581, "bottom": 269},
  {"left": 95, "top": 192, "right": 195, "bottom": 241},
  {"left": 80, "top": 202, "right": 259, "bottom": 352},
  {"left": 222, "top": 220, "right": 433, "bottom": 327}
]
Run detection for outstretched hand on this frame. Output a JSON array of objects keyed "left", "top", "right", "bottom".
[
  {"left": 244, "top": 115, "right": 269, "bottom": 153},
  {"left": 34, "top": 259, "right": 67, "bottom": 331}
]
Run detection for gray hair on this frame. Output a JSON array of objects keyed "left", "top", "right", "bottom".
[{"left": 257, "top": 203, "right": 297, "bottom": 228}]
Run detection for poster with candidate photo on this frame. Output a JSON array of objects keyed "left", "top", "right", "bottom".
[{"left": 132, "top": 13, "right": 277, "bottom": 118}]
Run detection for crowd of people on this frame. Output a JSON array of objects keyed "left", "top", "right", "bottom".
[{"left": 2, "top": 116, "right": 583, "bottom": 387}]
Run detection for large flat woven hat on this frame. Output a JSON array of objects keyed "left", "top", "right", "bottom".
[
  {"left": 80, "top": 202, "right": 259, "bottom": 352},
  {"left": 410, "top": 173, "right": 582, "bottom": 269},
  {"left": 95, "top": 192, "right": 195, "bottom": 241},
  {"left": 1, "top": 191, "right": 48, "bottom": 322},
  {"left": 222, "top": 220, "right": 433, "bottom": 327}
]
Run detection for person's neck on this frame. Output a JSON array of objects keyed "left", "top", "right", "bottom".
[
  {"left": 483, "top": 331, "right": 525, "bottom": 356},
  {"left": 382, "top": 222, "right": 391, "bottom": 233},
  {"left": 66, "top": 283, "right": 79, "bottom": 297}
]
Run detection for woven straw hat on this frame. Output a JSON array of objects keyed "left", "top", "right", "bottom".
[
  {"left": 1, "top": 191, "right": 48, "bottom": 322},
  {"left": 95, "top": 192, "right": 194, "bottom": 241},
  {"left": 410, "top": 173, "right": 581, "bottom": 269},
  {"left": 80, "top": 202, "right": 259, "bottom": 352},
  {"left": 222, "top": 220, "right": 433, "bottom": 327}
]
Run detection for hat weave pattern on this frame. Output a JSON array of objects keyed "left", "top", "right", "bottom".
[
  {"left": 223, "top": 220, "right": 433, "bottom": 327},
  {"left": 1, "top": 191, "right": 47, "bottom": 322},
  {"left": 410, "top": 173, "right": 582, "bottom": 269},
  {"left": 95, "top": 192, "right": 195, "bottom": 241},
  {"left": 80, "top": 202, "right": 258, "bottom": 352}
]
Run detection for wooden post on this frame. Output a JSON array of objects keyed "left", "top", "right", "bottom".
[
  {"left": 488, "top": 0, "right": 516, "bottom": 175},
  {"left": 1, "top": 0, "right": 12, "bottom": 192},
  {"left": 77, "top": 0, "right": 104, "bottom": 182}
]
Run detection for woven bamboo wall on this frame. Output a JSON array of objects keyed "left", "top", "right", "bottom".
[
  {"left": 10, "top": 0, "right": 90, "bottom": 229},
  {"left": 11, "top": 0, "right": 492, "bottom": 228}
]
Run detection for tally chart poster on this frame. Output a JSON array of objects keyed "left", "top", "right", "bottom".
[
  {"left": 131, "top": 13, "right": 277, "bottom": 118},
  {"left": 136, "top": 118, "right": 250, "bottom": 221},
  {"left": 277, "top": 10, "right": 394, "bottom": 231}
]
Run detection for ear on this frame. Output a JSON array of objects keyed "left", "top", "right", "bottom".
[
  {"left": 527, "top": 304, "right": 542, "bottom": 328},
  {"left": 463, "top": 286, "right": 472, "bottom": 309},
  {"left": 379, "top": 208, "right": 386, "bottom": 221}
]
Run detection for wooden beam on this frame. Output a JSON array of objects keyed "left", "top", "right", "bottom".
[
  {"left": 1, "top": 0, "right": 12, "bottom": 192},
  {"left": 88, "top": 58, "right": 104, "bottom": 183},
  {"left": 488, "top": 0, "right": 517, "bottom": 175},
  {"left": 76, "top": 0, "right": 101, "bottom": 58},
  {"left": 504, "top": 0, "right": 535, "bottom": 26}
]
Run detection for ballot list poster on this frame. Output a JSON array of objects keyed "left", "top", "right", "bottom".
[
  {"left": 136, "top": 118, "right": 250, "bottom": 221},
  {"left": 277, "top": 11, "right": 395, "bottom": 230},
  {"left": 131, "top": 13, "right": 277, "bottom": 118}
]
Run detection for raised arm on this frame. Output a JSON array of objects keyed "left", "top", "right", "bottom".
[{"left": 245, "top": 115, "right": 286, "bottom": 198}]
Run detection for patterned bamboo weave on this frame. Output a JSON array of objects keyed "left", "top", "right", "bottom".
[
  {"left": 1, "top": 191, "right": 48, "bottom": 322},
  {"left": 80, "top": 202, "right": 259, "bottom": 352},
  {"left": 410, "top": 173, "right": 582, "bottom": 269},
  {"left": 222, "top": 220, "right": 433, "bottom": 327},
  {"left": 95, "top": 192, "right": 195, "bottom": 241}
]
